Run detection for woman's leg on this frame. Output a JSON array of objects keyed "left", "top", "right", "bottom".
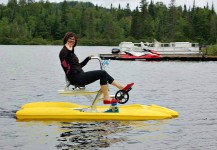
[
  {"left": 111, "top": 80, "right": 125, "bottom": 90},
  {"left": 70, "top": 70, "right": 114, "bottom": 100},
  {"left": 100, "top": 84, "right": 110, "bottom": 100},
  {"left": 70, "top": 70, "right": 131, "bottom": 101},
  {"left": 71, "top": 70, "right": 113, "bottom": 86}
]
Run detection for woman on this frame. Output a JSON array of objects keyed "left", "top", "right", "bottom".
[{"left": 59, "top": 32, "right": 134, "bottom": 105}]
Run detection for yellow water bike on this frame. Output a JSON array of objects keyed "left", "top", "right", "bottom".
[{"left": 16, "top": 57, "right": 178, "bottom": 121}]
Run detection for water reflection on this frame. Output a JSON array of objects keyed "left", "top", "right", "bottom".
[
  {"left": 1, "top": 109, "right": 168, "bottom": 150},
  {"left": 56, "top": 121, "right": 126, "bottom": 149},
  {"left": 55, "top": 120, "right": 167, "bottom": 149}
]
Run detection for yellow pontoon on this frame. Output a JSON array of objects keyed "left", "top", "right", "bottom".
[{"left": 16, "top": 101, "right": 178, "bottom": 121}]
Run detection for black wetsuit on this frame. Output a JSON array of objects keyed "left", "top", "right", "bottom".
[{"left": 59, "top": 46, "right": 114, "bottom": 86}]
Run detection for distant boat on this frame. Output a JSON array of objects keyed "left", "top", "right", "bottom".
[
  {"left": 100, "top": 41, "right": 201, "bottom": 61},
  {"left": 111, "top": 42, "right": 161, "bottom": 60},
  {"left": 113, "top": 41, "right": 200, "bottom": 54}
]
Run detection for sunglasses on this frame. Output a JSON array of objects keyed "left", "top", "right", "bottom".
[
  {"left": 67, "top": 40, "right": 73, "bottom": 43},
  {"left": 67, "top": 37, "right": 75, "bottom": 43}
]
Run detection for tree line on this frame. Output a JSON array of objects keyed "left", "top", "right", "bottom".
[{"left": 0, "top": 0, "right": 217, "bottom": 46}]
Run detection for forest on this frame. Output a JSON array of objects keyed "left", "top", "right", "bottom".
[{"left": 0, "top": 0, "right": 217, "bottom": 47}]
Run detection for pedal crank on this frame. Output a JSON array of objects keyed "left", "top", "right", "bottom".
[{"left": 115, "top": 90, "right": 129, "bottom": 104}]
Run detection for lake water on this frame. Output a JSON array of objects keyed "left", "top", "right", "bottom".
[{"left": 0, "top": 45, "right": 217, "bottom": 150}]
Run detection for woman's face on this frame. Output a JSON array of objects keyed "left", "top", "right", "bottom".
[{"left": 67, "top": 36, "right": 76, "bottom": 48}]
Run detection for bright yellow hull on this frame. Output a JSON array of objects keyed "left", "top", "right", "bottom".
[{"left": 16, "top": 102, "right": 178, "bottom": 121}]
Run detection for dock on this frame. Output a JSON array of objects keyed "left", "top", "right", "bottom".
[{"left": 99, "top": 54, "right": 217, "bottom": 61}]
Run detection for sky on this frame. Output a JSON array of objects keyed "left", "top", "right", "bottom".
[{"left": 1, "top": 0, "right": 216, "bottom": 11}]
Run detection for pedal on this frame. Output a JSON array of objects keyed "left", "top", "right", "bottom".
[{"left": 127, "top": 87, "right": 132, "bottom": 92}]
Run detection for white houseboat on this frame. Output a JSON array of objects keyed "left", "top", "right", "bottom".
[{"left": 113, "top": 41, "right": 200, "bottom": 54}]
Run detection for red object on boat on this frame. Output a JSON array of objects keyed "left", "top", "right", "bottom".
[{"left": 120, "top": 49, "right": 161, "bottom": 60}]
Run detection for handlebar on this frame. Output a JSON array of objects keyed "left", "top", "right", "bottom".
[
  {"left": 91, "top": 56, "right": 101, "bottom": 60},
  {"left": 91, "top": 56, "right": 110, "bottom": 70}
]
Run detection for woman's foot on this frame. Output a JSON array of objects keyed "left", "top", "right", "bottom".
[
  {"left": 104, "top": 102, "right": 119, "bottom": 113},
  {"left": 104, "top": 107, "right": 119, "bottom": 113},
  {"left": 103, "top": 98, "right": 119, "bottom": 104},
  {"left": 122, "top": 83, "right": 134, "bottom": 92}
]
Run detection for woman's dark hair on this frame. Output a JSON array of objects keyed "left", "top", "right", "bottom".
[{"left": 63, "top": 32, "right": 77, "bottom": 47}]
